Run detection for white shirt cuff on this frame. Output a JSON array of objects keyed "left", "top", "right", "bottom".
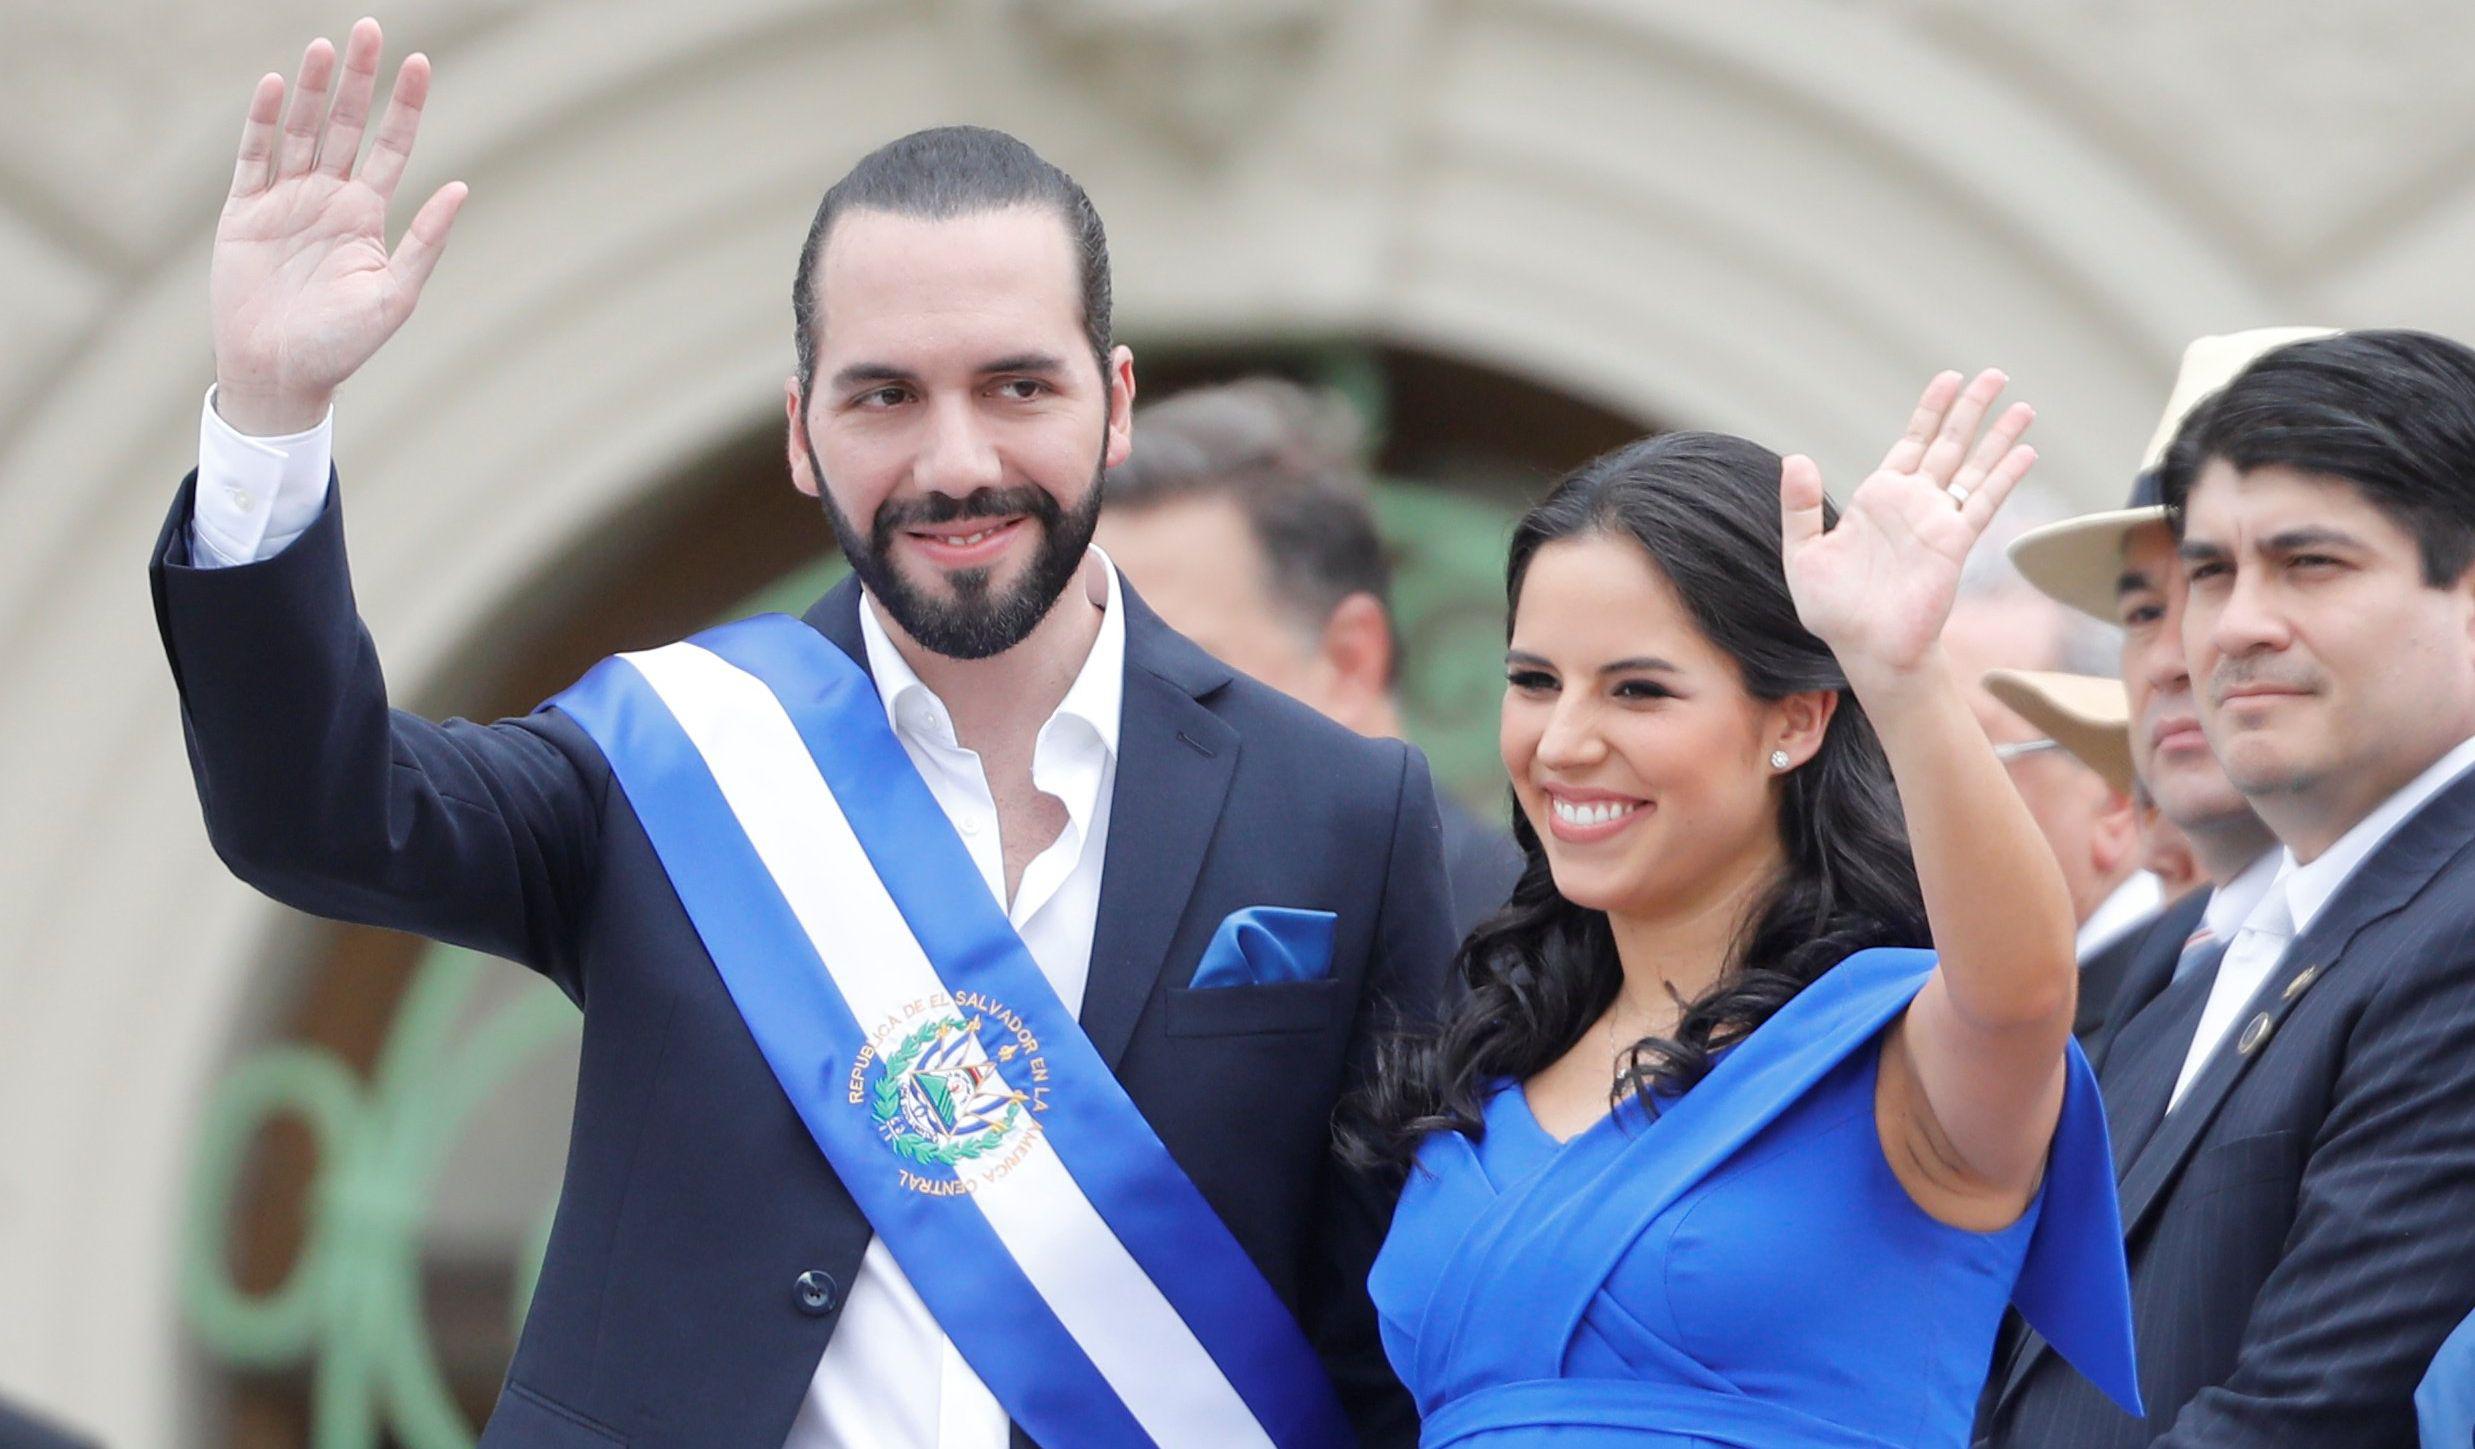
[{"left": 190, "top": 385, "right": 336, "bottom": 567}]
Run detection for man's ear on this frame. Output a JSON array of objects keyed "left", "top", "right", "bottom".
[
  {"left": 2456, "top": 562, "right": 2475, "bottom": 655},
  {"left": 1103, "top": 345, "right": 1137, "bottom": 470},
  {"left": 1315, "top": 593, "right": 1396, "bottom": 733},
  {"left": 2090, "top": 782, "right": 2142, "bottom": 879},
  {"left": 784, "top": 378, "right": 819, "bottom": 498}
]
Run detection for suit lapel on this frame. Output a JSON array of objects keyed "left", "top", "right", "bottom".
[
  {"left": 1081, "top": 591, "right": 1237, "bottom": 1069},
  {"left": 2104, "top": 963, "right": 2216, "bottom": 1177},
  {"left": 800, "top": 576, "right": 871, "bottom": 673},
  {"left": 2114, "top": 771, "right": 2475, "bottom": 1240}
]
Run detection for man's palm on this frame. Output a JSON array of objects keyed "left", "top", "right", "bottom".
[{"left": 212, "top": 21, "right": 463, "bottom": 428}]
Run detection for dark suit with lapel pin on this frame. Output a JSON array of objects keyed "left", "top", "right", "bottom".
[
  {"left": 1983, "top": 768, "right": 2475, "bottom": 1448},
  {"left": 150, "top": 475, "right": 1455, "bottom": 1447}
]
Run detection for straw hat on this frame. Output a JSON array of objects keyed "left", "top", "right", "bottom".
[
  {"left": 2007, "top": 326, "right": 2339, "bottom": 621},
  {"left": 1981, "top": 669, "right": 2137, "bottom": 796}
]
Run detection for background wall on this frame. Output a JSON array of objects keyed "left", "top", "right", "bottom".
[{"left": 7, "top": 1, "right": 2474, "bottom": 1440}]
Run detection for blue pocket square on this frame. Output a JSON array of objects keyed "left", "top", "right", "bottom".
[{"left": 1189, "top": 907, "right": 1337, "bottom": 989}]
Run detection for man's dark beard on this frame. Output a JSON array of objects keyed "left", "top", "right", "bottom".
[{"left": 807, "top": 435, "right": 1104, "bottom": 661}]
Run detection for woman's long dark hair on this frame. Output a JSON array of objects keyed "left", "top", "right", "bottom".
[{"left": 1342, "top": 432, "right": 1929, "bottom": 1175}]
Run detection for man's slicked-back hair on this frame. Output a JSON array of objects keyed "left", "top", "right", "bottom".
[
  {"left": 792, "top": 125, "right": 1113, "bottom": 394},
  {"left": 2160, "top": 328, "right": 2475, "bottom": 586}
]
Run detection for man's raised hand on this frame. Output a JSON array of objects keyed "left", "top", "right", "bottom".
[{"left": 213, "top": 18, "right": 465, "bottom": 435}]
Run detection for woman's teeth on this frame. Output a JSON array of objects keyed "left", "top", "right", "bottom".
[{"left": 1552, "top": 798, "right": 1639, "bottom": 827}]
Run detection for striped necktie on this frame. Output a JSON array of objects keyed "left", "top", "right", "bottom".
[{"left": 2170, "top": 924, "right": 2218, "bottom": 982}]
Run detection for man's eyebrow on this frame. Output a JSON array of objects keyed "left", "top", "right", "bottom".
[
  {"left": 2177, "top": 526, "right": 2370, "bottom": 563},
  {"left": 2263, "top": 525, "right": 2367, "bottom": 553},
  {"left": 828, "top": 362, "right": 913, "bottom": 391},
  {"left": 2116, "top": 567, "right": 2159, "bottom": 597},
  {"left": 980, "top": 352, "right": 1070, "bottom": 376}
]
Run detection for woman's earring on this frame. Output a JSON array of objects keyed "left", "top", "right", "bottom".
[{"left": 1769, "top": 749, "right": 1792, "bottom": 771}]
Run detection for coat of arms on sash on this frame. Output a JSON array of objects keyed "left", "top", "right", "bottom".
[{"left": 853, "top": 991, "right": 1052, "bottom": 1196}]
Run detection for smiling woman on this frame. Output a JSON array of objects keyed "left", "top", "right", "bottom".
[{"left": 1350, "top": 378, "right": 2144, "bottom": 1446}]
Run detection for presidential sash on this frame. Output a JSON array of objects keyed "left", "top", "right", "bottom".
[{"left": 548, "top": 614, "right": 1350, "bottom": 1449}]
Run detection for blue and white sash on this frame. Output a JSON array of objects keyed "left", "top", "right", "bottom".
[{"left": 549, "top": 614, "right": 1350, "bottom": 1449}]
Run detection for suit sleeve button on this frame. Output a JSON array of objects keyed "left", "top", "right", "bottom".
[{"left": 794, "top": 1270, "right": 840, "bottom": 1316}]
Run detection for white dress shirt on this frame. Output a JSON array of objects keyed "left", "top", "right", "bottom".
[
  {"left": 193, "top": 393, "right": 1130, "bottom": 1448},
  {"left": 2198, "top": 848, "right": 2281, "bottom": 952},
  {"left": 189, "top": 387, "right": 335, "bottom": 565},
  {"left": 2156, "top": 846, "right": 2282, "bottom": 995},
  {"left": 2169, "top": 733, "right": 2475, "bottom": 1109},
  {"left": 2076, "top": 870, "right": 2165, "bottom": 962}
]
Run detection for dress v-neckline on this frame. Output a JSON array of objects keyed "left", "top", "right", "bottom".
[
  {"left": 1502, "top": 1030, "right": 1763, "bottom": 1162},
  {"left": 1509, "top": 1080, "right": 1630, "bottom": 1150}
]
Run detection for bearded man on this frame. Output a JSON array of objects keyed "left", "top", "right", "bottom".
[{"left": 151, "top": 21, "right": 1450, "bottom": 1446}]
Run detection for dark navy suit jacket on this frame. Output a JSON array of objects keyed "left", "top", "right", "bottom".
[
  {"left": 2074, "top": 888, "right": 2209, "bottom": 1061},
  {"left": 150, "top": 477, "right": 1455, "bottom": 1447},
  {"left": 1433, "top": 793, "right": 1522, "bottom": 943},
  {"left": 1983, "top": 768, "right": 2475, "bottom": 1448}
]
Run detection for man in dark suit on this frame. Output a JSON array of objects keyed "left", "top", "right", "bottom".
[
  {"left": 1982, "top": 329, "right": 2475, "bottom": 1446},
  {"left": 1095, "top": 377, "right": 1526, "bottom": 941},
  {"left": 159, "top": 22, "right": 1449, "bottom": 1446}
]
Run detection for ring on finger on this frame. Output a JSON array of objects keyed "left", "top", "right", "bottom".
[{"left": 1946, "top": 481, "right": 1973, "bottom": 507}]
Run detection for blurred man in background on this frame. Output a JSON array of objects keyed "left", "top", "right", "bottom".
[
  {"left": 2129, "top": 784, "right": 2203, "bottom": 900},
  {"left": 1979, "top": 667, "right": 2172, "bottom": 1043},
  {"left": 1942, "top": 485, "right": 2160, "bottom": 963},
  {"left": 1098, "top": 378, "right": 1524, "bottom": 939}
]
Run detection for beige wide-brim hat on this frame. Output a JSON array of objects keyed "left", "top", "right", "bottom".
[
  {"left": 1982, "top": 669, "right": 2137, "bottom": 797},
  {"left": 2008, "top": 326, "right": 2339, "bottom": 621}
]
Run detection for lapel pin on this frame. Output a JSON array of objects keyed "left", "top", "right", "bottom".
[
  {"left": 2282, "top": 964, "right": 2321, "bottom": 1001},
  {"left": 2238, "top": 1013, "right": 2275, "bottom": 1056}
]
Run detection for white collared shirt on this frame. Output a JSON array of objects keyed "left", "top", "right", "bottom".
[
  {"left": 192, "top": 397, "right": 1130, "bottom": 1449},
  {"left": 2169, "top": 732, "right": 2475, "bottom": 1109},
  {"left": 2077, "top": 871, "right": 2165, "bottom": 961},
  {"left": 2200, "top": 848, "right": 2282, "bottom": 947}
]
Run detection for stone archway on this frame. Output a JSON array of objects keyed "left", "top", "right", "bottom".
[{"left": 0, "top": 2, "right": 2285, "bottom": 1438}]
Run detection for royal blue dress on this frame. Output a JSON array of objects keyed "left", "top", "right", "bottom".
[{"left": 1370, "top": 949, "right": 2142, "bottom": 1447}]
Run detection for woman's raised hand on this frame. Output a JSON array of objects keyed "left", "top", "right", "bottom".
[
  {"left": 212, "top": 18, "right": 466, "bottom": 434},
  {"left": 1778, "top": 369, "right": 2037, "bottom": 688}
]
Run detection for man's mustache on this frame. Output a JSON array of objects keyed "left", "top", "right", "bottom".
[
  {"left": 2209, "top": 657, "right": 2323, "bottom": 703},
  {"left": 874, "top": 487, "right": 1062, "bottom": 538}
]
